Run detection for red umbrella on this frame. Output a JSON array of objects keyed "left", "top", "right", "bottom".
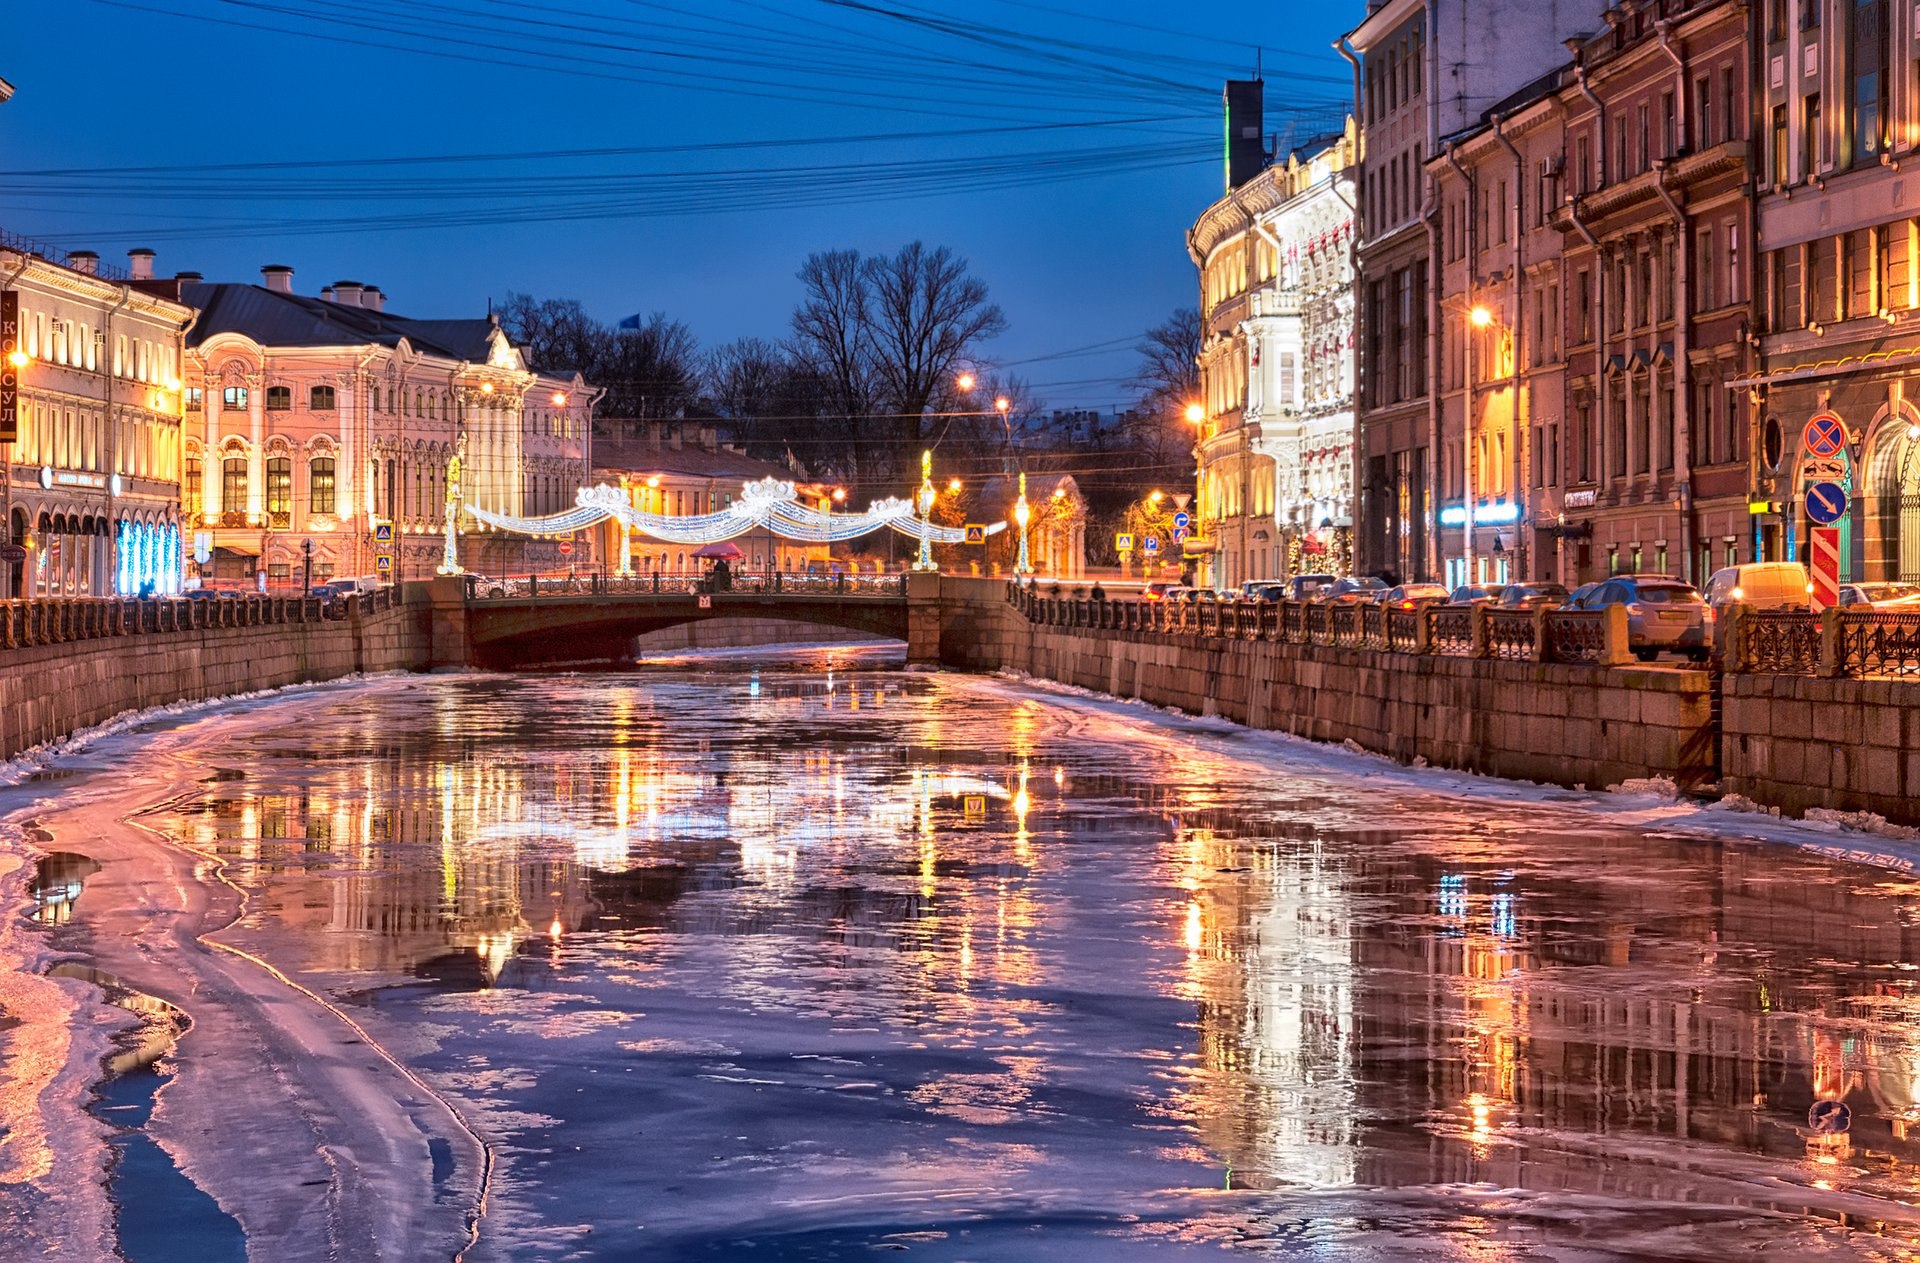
[{"left": 692, "top": 542, "right": 744, "bottom": 560}]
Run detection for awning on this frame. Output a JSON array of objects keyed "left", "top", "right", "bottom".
[{"left": 214, "top": 543, "right": 260, "bottom": 559}]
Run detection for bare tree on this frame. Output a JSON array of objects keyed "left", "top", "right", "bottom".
[
  {"left": 1126, "top": 306, "right": 1202, "bottom": 422},
  {"left": 496, "top": 293, "right": 603, "bottom": 373},
  {"left": 704, "top": 337, "right": 788, "bottom": 422},
  {"left": 863, "top": 241, "right": 1006, "bottom": 448},
  {"left": 596, "top": 312, "right": 701, "bottom": 426}
]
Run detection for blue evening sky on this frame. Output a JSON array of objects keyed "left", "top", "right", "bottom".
[{"left": 7, "top": 0, "right": 1360, "bottom": 409}]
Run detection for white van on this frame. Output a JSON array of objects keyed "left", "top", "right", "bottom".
[{"left": 1703, "top": 562, "right": 1812, "bottom": 613}]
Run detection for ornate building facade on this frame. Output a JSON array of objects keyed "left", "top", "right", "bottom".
[
  {"left": 172, "top": 268, "right": 594, "bottom": 587},
  {"left": 1188, "top": 124, "right": 1358, "bottom": 589},
  {"left": 3, "top": 244, "right": 193, "bottom": 598}
]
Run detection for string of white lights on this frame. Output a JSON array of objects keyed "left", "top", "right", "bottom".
[{"left": 462, "top": 477, "right": 1008, "bottom": 546}]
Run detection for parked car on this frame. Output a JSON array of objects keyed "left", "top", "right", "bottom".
[
  {"left": 1380, "top": 582, "right": 1450, "bottom": 611},
  {"left": 1837, "top": 581, "right": 1920, "bottom": 608},
  {"left": 1703, "top": 562, "right": 1811, "bottom": 613},
  {"left": 1561, "top": 582, "right": 1602, "bottom": 610},
  {"left": 1575, "top": 574, "right": 1709, "bottom": 660},
  {"left": 1314, "top": 575, "right": 1388, "bottom": 605},
  {"left": 1495, "top": 581, "right": 1570, "bottom": 610},
  {"left": 1239, "top": 581, "right": 1289, "bottom": 603},
  {"left": 1284, "top": 573, "right": 1338, "bottom": 601},
  {"left": 1141, "top": 582, "right": 1174, "bottom": 601},
  {"left": 1447, "top": 584, "right": 1507, "bottom": 606}
]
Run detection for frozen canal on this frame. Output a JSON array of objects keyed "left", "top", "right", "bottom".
[{"left": 11, "top": 644, "right": 1920, "bottom": 1260}]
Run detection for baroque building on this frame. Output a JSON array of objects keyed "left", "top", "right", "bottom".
[
  {"left": 166, "top": 266, "right": 595, "bottom": 588},
  {"left": 1188, "top": 120, "right": 1359, "bottom": 589},
  {"left": 2, "top": 244, "right": 193, "bottom": 598}
]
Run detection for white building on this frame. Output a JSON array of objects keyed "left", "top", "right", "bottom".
[
  {"left": 1189, "top": 123, "right": 1359, "bottom": 588},
  {"left": 2, "top": 244, "right": 193, "bottom": 598},
  {"left": 173, "top": 265, "right": 596, "bottom": 587}
]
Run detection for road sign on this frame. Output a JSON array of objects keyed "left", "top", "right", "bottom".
[
  {"left": 375, "top": 554, "right": 393, "bottom": 574},
  {"left": 1804, "top": 411, "right": 1847, "bottom": 459},
  {"left": 374, "top": 522, "right": 393, "bottom": 545},
  {"left": 1800, "top": 456, "right": 1847, "bottom": 484},
  {"left": 1115, "top": 532, "right": 1135, "bottom": 552},
  {"left": 1808, "top": 1099, "right": 1852, "bottom": 1136},
  {"left": 1172, "top": 526, "right": 1189, "bottom": 543},
  {"left": 193, "top": 531, "right": 211, "bottom": 565},
  {"left": 963, "top": 794, "right": 986, "bottom": 819},
  {"left": 963, "top": 524, "right": 985, "bottom": 544},
  {"left": 1805, "top": 481, "right": 1849, "bottom": 525},
  {"left": 1172, "top": 511, "right": 1191, "bottom": 530},
  {"left": 1809, "top": 526, "right": 1841, "bottom": 610},
  {"left": 697, "top": 594, "right": 712, "bottom": 609},
  {"left": 558, "top": 539, "right": 574, "bottom": 556},
  {"left": 1143, "top": 536, "right": 1160, "bottom": 554}
]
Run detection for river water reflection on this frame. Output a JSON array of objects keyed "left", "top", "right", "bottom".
[{"left": 147, "top": 648, "right": 1920, "bottom": 1259}]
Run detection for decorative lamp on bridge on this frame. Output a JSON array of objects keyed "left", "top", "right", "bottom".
[{"left": 1012, "top": 471, "right": 1033, "bottom": 576}]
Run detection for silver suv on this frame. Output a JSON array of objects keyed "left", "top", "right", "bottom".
[{"left": 1572, "top": 574, "right": 1708, "bottom": 661}]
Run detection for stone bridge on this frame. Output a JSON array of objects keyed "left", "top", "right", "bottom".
[{"left": 424, "top": 573, "right": 950, "bottom": 668}]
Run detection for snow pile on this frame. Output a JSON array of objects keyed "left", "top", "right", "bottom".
[
  {"left": 1803, "top": 807, "right": 1920, "bottom": 840},
  {"left": 1704, "top": 794, "right": 1782, "bottom": 818},
  {"left": 1606, "top": 776, "right": 1680, "bottom": 800}
]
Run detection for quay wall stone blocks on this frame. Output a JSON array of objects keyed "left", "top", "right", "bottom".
[
  {"left": 0, "top": 603, "right": 431, "bottom": 763},
  {"left": 1724, "top": 673, "right": 1919, "bottom": 823},
  {"left": 945, "top": 585, "right": 1716, "bottom": 793}
]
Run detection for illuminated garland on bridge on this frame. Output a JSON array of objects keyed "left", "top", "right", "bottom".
[{"left": 464, "top": 476, "right": 1008, "bottom": 546}]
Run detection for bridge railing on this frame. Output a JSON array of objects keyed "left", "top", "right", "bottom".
[
  {"left": 0, "top": 587, "right": 398, "bottom": 650},
  {"left": 466, "top": 571, "right": 908, "bottom": 600},
  {"left": 1004, "top": 584, "right": 1920, "bottom": 678}
]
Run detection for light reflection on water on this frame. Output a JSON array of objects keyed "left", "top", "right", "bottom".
[{"left": 145, "top": 651, "right": 1920, "bottom": 1259}]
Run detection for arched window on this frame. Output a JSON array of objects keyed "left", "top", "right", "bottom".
[
  {"left": 184, "top": 458, "right": 203, "bottom": 519},
  {"left": 310, "top": 385, "right": 336, "bottom": 411},
  {"left": 222, "top": 385, "right": 249, "bottom": 411},
  {"left": 309, "top": 457, "right": 336, "bottom": 515},
  {"left": 222, "top": 457, "right": 248, "bottom": 514},
  {"left": 266, "top": 457, "right": 292, "bottom": 522},
  {"left": 265, "top": 386, "right": 291, "bottom": 412}
]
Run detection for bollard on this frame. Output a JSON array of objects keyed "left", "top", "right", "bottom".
[
  {"left": 1818, "top": 605, "right": 1844, "bottom": 677},
  {"left": 1599, "top": 603, "right": 1634, "bottom": 666},
  {"left": 1469, "top": 604, "right": 1490, "bottom": 658}
]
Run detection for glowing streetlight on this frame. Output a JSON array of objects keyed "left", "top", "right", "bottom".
[
  {"left": 1013, "top": 470, "right": 1033, "bottom": 576},
  {"left": 479, "top": 381, "right": 495, "bottom": 395},
  {"left": 995, "top": 396, "right": 1011, "bottom": 415},
  {"left": 913, "top": 450, "right": 938, "bottom": 572},
  {"left": 5, "top": 350, "right": 26, "bottom": 370},
  {"left": 1469, "top": 304, "right": 1494, "bottom": 328},
  {"left": 831, "top": 486, "right": 847, "bottom": 502},
  {"left": 551, "top": 391, "right": 569, "bottom": 406},
  {"left": 1148, "top": 490, "right": 1164, "bottom": 504},
  {"left": 956, "top": 372, "right": 977, "bottom": 393},
  {"left": 947, "top": 477, "right": 962, "bottom": 494},
  {"left": 1184, "top": 402, "right": 1205, "bottom": 424}
]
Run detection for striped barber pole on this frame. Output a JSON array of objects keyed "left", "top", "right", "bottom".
[{"left": 1809, "top": 526, "right": 1841, "bottom": 611}]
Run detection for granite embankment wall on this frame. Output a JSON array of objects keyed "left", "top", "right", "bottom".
[
  {"left": 0, "top": 599, "right": 431, "bottom": 761},
  {"left": 1722, "top": 674, "right": 1920, "bottom": 822},
  {"left": 633, "top": 617, "right": 891, "bottom": 654},
  {"left": 935, "top": 578, "right": 1717, "bottom": 792}
]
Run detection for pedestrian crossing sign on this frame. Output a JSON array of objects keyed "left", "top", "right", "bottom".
[
  {"left": 375, "top": 554, "right": 392, "bottom": 573},
  {"left": 963, "top": 524, "right": 986, "bottom": 544},
  {"left": 374, "top": 523, "right": 393, "bottom": 545}
]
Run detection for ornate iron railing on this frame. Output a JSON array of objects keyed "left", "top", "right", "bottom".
[
  {"left": 1838, "top": 608, "right": 1920, "bottom": 677},
  {"left": 1485, "top": 609, "right": 1536, "bottom": 660},
  {"left": 1743, "top": 610, "right": 1820, "bottom": 675},
  {"left": 1543, "top": 610, "right": 1605, "bottom": 664},
  {"left": 0, "top": 586, "right": 400, "bottom": 649},
  {"left": 1385, "top": 607, "right": 1421, "bottom": 653},
  {"left": 1430, "top": 607, "right": 1474, "bottom": 656}
]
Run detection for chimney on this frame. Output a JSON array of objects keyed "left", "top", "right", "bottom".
[
  {"left": 363, "top": 285, "right": 384, "bottom": 312},
  {"left": 128, "top": 248, "right": 156, "bottom": 280},
  {"left": 320, "top": 286, "right": 335, "bottom": 303},
  {"left": 1223, "top": 80, "right": 1266, "bottom": 191},
  {"left": 69, "top": 250, "right": 98, "bottom": 276},
  {"left": 176, "top": 271, "right": 204, "bottom": 285},
  {"left": 331, "top": 281, "right": 363, "bottom": 307},
  {"left": 668, "top": 424, "right": 682, "bottom": 451},
  {"left": 261, "top": 265, "right": 294, "bottom": 294}
]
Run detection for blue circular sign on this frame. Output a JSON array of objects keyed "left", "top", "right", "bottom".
[
  {"left": 1805, "top": 481, "right": 1849, "bottom": 526},
  {"left": 1808, "top": 1099, "right": 1852, "bottom": 1135},
  {"left": 1172, "top": 512, "right": 1191, "bottom": 530}
]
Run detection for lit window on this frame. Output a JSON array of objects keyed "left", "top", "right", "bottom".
[
  {"left": 223, "top": 385, "right": 249, "bottom": 411},
  {"left": 310, "top": 457, "right": 336, "bottom": 515}
]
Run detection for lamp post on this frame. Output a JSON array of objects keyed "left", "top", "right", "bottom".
[
  {"left": 1184, "top": 401, "right": 1205, "bottom": 583},
  {"left": 1461, "top": 303, "right": 1495, "bottom": 587},
  {"left": 913, "top": 448, "right": 937, "bottom": 572},
  {"left": 302, "top": 535, "right": 314, "bottom": 594},
  {"left": 1013, "top": 471, "right": 1033, "bottom": 576}
]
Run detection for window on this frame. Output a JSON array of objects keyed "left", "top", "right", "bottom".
[
  {"left": 266, "top": 457, "right": 292, "bottom": 519},
  {"left": 1772, "top": 104, "right": 1790, "bottom": 185},
  {"left": 184, "top": 459, "right": 202, "bottom": 519},
  {"left": 310, "top": 385, "right": 335, "bottom": 410},
  {"left": 1810, "top": 235, "right": 1838, "bottom": 321},
  {"left": 1719, "top": 66, "right": 1736, "bottom": 149},
  {"left": 1883, "top": 219, "right": 1915, "bottom": 310},
  {"left": 1770, "top": 0, "right": 1788, "bottom": 40},
  {"left": 185, "top": 387, "right": 203, "bottom": 412},
  {"left": 265, "top": 386, "right": 291, "bottom": 412},
  {"left": 268, "top": 563, "right": 290, "bottom": 584},
  {"left": 1803, "top": 93, "right": 1822, "bottom": 178},
  {"left": 222, "top": 385, "right": 248, "bottom": 411},
  {"left": 222, "top": 457, "right": 248, "bottom": 511},
  {"left": 1727, "top": 222, "right": 1742, "bottom": 304},
  {"left": 1696, "top": 228, "right": 1716, "bottom": 310},
  {"left": 1694, "top": 76, "right": 1713, "bottom": 149},
  {"left": 1852, "top": 0, "right": 1888, "bottom": 164},
  {"left": 1845, "top": 227, "right": 1876, "bottom": 317},
  {"left": 1576, "top": 268, "right": 1593, "bottom": 342},
  {"left": 1661, "top": 91, "right": 1676, "bottom": 158},
  {"left": 1804, "top": 0, "right": 1821, "bottom": 28},
  {"left": 310, "top": 457, "right": 336, "bottom": 515}
]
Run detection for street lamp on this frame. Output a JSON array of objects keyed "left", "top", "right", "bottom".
[
  {"left": 302, "top": 536, "right": 314, "bottom": 594},
  {"left": 1013, "top": 470, "right": 1033, "bottom": 576},
  {"left": 956, "top": 372, "right": 977, "bottom": 393},
  {"left": 913, "top": 449, "right": 938, "bottom": 572}
]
